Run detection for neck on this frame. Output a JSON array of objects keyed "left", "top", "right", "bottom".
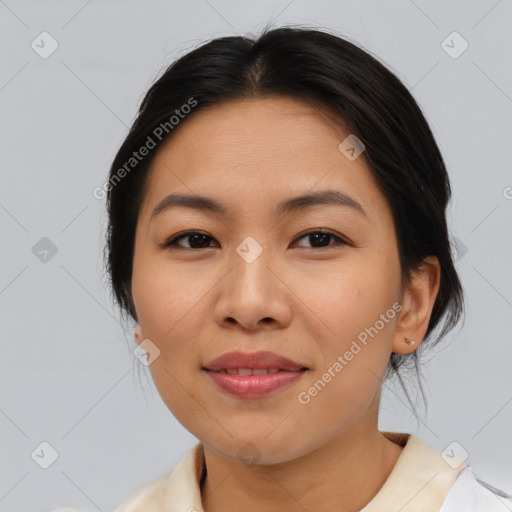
[{"left": 200, "top": 423, "right": 404, "bottom": 512}]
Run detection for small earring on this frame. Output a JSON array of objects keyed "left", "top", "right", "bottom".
[{"left": 404, "top": 337, "right": 416, "bottom": 346}]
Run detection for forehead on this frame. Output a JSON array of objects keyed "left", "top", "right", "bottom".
[
  {"left": 160, "top": 96, "right": 350, "bottom": 163},
  {"left": 138, "top": 96, "right": 386, "bottom": 223}
]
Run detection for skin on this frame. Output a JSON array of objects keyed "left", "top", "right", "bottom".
[{"left": 131, "top": 96, "right": 441, "bottom": 512}]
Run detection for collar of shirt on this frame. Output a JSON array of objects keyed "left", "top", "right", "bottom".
[{"left": 114, "top": 431, "right": 469, "bottom": 512}]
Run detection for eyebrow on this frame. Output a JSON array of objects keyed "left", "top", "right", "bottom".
[{"left": 149, "top": 189, "right": 367, "bottom": 222}]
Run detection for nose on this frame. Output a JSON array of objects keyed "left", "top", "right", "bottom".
[{"left": 213, "top": 243, "right": 292, "bottom": 332}]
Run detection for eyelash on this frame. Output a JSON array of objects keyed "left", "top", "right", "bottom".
[{"left": 162, "top": 229, "right": 349, "bottom": 251}]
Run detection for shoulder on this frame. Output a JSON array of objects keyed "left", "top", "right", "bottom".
[
  {"left": 53, "top": 443, "right": 202, "bottom": 512},
  {"left": 439, "top": 466, "right": 512, "bottom": 512},
  {"left": 52, "top": 470, "right": 173, "bottom": 512},
  {"left": 113, "top": 469, "right": 173, "bottom": 512},
  {"left": 112, "top": 442, "right": 203, "bottom": 511}
]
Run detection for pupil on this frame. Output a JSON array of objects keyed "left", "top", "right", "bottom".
[
  {"left": 190, "top": 234, "right": 207, "bottom": 248},
  {"left": 311, "top": 233, "right": 329, "bottom": 247}
]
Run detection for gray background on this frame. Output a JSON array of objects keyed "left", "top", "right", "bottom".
[{"left": 1, "top": 1, "right": 511, "bottom": 511}]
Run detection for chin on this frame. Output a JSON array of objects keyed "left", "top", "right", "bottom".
[{"left": 200, "top": 430, "right": 313, "bottom": 467}]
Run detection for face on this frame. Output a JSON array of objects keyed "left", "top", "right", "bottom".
[{"left": 131, "top": 96, "right": 406, "bottom": 464}]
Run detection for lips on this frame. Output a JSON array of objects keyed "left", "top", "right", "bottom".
[
  {"left": 203, "top": 350, "right": 307, "bottom": 372},
  {"left": 216, "top": 368, "right": 281, "bottom": 375},
  {"left": 203, "top": 351, "right": 308, "bottom": 399}
]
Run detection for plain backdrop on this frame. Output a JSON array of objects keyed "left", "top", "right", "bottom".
[{"left": 0, "top": 1, "right": 511, "bottom": 511}]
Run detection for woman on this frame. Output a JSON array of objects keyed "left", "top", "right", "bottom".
[{"left": 58, "top": 26, "right": 511, "bottom": 512}]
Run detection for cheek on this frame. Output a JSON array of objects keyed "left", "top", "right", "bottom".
[
  {"left": 131, "top": 255, "right": 208, "bottom": 429},
  {"left": 133, "top": 250, "right": 205, "bottom": 329},
  {"left": 131, "top": 252, "right": 208, "bottom": 366},
  {"left": 298, "top": 252, "right": 401, "bottom": 348},
  {"left": 294, "top": 264, "right": 399, "bottom": 428}
]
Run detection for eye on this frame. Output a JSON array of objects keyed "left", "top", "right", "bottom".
[
  {"left": 162, "top": 229, "right": 349, "bottom": 251},
  {"left": 292, "top": 229, "right": 348, "bottom": 249},
  {"left": 162, "top": 231, "right": 217, "bottom": 249}
]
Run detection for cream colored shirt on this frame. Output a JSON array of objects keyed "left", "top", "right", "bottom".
[{"left": 55, "top": 432, "right": 512, "bottom": 512}]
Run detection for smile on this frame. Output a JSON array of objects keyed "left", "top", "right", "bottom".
[
  {"left": 204, "top": 368, "right": 307, "bottom": 398},
  {"left": 211, "top": 368, "right": 281, "bottom": 375},
  {"left": 203, "top": 350, "right": 309, "bottom": 398}
]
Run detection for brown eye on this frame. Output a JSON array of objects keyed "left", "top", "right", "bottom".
[
  {"left": 164, "top": 231, "right": 217, "bottom": 249},
  {"left": 293, "top": 230, "right": 347, "bottom": 249},
  {"left": 162, "top": 229, "right": 348, "bottom": 251}
]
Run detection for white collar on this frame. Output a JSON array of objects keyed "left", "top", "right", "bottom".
[{"left": 116, "top": 431, "right": 469, "bottom": 511}]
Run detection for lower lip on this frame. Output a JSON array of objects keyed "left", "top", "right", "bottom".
[{"left": 205, "top": 370, "right": 306, "bottom": 398}]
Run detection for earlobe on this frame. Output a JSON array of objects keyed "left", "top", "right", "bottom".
[
  {"left": 134, "top": 324, "right": 143, "bottom": 344},
  {"left": 392, "top": 256, "right": 441, "bottom": 355}
]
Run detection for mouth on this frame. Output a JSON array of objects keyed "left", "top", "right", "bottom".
[
  {"left": 203, "top": 350, "right": 308, "bottom": 372},
  {"left": 210, "top": 368, "right": 284, "bottom": 375},
  {"left": 203, "top": 351, "right": 309, "bottom": 398}
]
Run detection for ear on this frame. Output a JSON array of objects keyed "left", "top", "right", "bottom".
[
  {"left": 392, "top": 256, "right": 441, "bottom": 355},
  {"left": 134, "top": 324, "right": 144, "bottom": 345}
]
